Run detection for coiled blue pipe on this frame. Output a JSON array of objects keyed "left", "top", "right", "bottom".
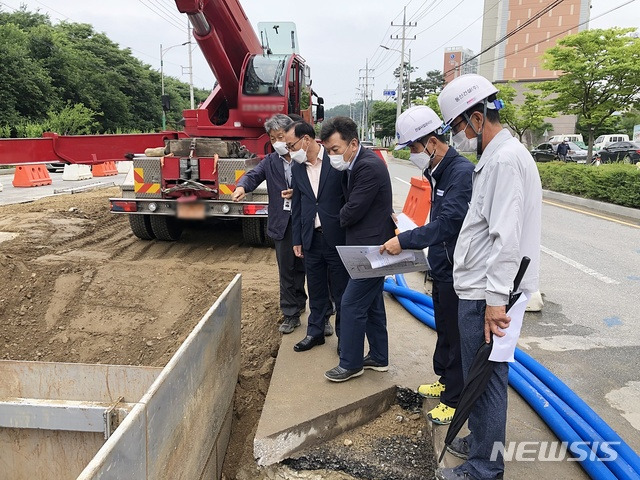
[
  {"left": 515, "top": 349, "right": 640, "bottom": 476},
  {"left": 384, "top": 274, "right": 640, "bottom": 479},
  {"left": 508, "top": 368, "right": 618, "bottom": 480},
  {"left": 510, "top": 362, "right": 637, "bottom": 479}
]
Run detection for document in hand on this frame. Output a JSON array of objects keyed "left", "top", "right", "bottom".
[
  {"left": 336, "top": 245, "right": 430, "bottom": 279},
  {"left": 394, "top": 213, "right": 419, "bottom": 233}
]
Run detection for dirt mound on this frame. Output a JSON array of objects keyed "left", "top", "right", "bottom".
[{"left": 0, "top": 188, "right": 281, "bottom": 477}]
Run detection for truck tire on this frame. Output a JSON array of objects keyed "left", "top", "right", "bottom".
[
  {"left": 242, "top": 218, "right": 265, "bottom": 246},
  {"left": 129, "top": 214, "right": 155, "bottom": 240},
  {"left": 150, "top": 216, "right": 183, "bottom": 241}
]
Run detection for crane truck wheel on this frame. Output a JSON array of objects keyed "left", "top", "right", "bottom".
[
  {"left": 242, "top": 218, "right": 266, "bottom": 246},
  {"left": 150, "top": 216, "right": 183, "bottom": 241},
  {"left": 128, "top": 214, "right": 155, "bottom": 240}
]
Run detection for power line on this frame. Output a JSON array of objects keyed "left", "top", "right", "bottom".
[
  {"left": 414, "top": 0, "right": 467, "bottom": 37},
  {"left": 411, "top": 0, "right": 501, "bottom": 65},
  {"left": 443, "top": 0, "right": 566, "bottom": 77},
  {"left": 137, "top": 0, "right": 186, "bottom": 33},
  {"left": 474, "top": 0, "right": 639, "bottom": 71}
]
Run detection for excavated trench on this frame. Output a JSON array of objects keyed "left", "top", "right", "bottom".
[{"left": 0, "top": 187, "right": 436, "bottom": 479}]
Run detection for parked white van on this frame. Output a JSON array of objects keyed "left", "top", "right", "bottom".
[
  {"left": 548, "top": 134, "right": 584, "bottom": 144},
  {"left": 594, "top": 134, "right": 630, "bottom": 151}
]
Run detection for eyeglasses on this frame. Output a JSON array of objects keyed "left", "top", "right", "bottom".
[
  {"left": 286, "top": 136, "right": 305, "bottom": 151},
  {"left": 450, "top": 118, "right": 467, "bottom": 135}
]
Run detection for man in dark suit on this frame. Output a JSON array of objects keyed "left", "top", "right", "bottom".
[
  {"left": 286, "top": 120, "right": 350, "bottom": 353},
  {"left": 232, "top": 114, "right": 307, "bottom": 334},
  {"left": 321, "top": 117, "right": 396, "bottom": 382}
]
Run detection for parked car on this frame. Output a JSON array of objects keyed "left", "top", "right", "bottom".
[
  {"left": 530, "top": 142, "right": 587, "bottom": 163},
  {"left": 361, "top": 140, "right": 374, "bottom": 148},
  {"left": 594, "top": 141, "right": 640, "bottom": 164},
  {"left": 593, "top": 134, "right": 629, "bottom": 151},
  {"left": 548, "top": 134, "right": 584, "bottom": 145},
  {"left": 46, "top": 162, "right": 67, "bottom": 172}
]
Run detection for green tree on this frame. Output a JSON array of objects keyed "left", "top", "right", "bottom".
[
  {"left": 540, "top": 28, "right": 640, "bottom": 160},
  {"left": 393, "top": 62, "right": 418, "bottom": 110},
  {"left": 46, "top": 102, "right": 100, "bottom": 135},
  {"left": 368, "top": 100, "right": 396, "bottom": 140},
  {"left": 497, "top": 83, "right": 555, "bottom": 145},
  {"left": 413, "top": 94, "right": 442, "bottom": 117},
  {"left": 410, "top": 70, "right": 444, "bottom": 103}
]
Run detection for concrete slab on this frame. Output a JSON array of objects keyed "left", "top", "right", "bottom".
[
  {"left": 256, "top": 271, "right": 590, "bottom": 478},
  {"left": 254, "top": 274, "right": 433, "bottom": 465}
]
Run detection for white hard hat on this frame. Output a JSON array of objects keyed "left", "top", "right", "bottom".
[
  {"left": 394, "top": 106, "right": 445, "bottom": 150},
  {"left": 438, "top": 74, "right": 499, "bottom": 127}
]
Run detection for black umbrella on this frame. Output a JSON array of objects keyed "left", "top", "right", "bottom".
[{"left": 438, "top": 256, "right": 531, "bottom": 462}]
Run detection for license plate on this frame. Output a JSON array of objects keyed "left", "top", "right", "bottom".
[{"left": 177, "top": 203, "right": 206, "bottom": 219}]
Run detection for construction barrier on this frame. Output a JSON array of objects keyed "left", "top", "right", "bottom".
[
  {"left": 116, "top": 160, "right": 133, "bottom": 174},
  {"left": 92, "top": 161, "right": 118, "bottom": 177},
  {"left": 402, "top": 176, "right": 431, "bottom": 226},
  {"left": 372, "top": 147, "right": 389, "bottom": 164},
  {"left": 12, "top": 164, "right": 52, "bottom": 187},
  {"left": 62, "top": 164, "right": 93, "bottom": 181}
]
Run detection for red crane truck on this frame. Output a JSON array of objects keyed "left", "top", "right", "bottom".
[{"left": 0, "top": 0, "right": 324, "bottom": 245}]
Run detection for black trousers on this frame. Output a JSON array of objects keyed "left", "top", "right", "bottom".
[
  {"left": 303, "top": 229, "right": 349, "bottom": 338},
  {"left": 273, "top": 220, "right": 307, "bottom": 318},
  {"left": 432, "top": 280, "right": 463, "bottom": 408}
]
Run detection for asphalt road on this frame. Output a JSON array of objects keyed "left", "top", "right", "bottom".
[
  {"left": 386, "top": 155, "right": 640, "bottom": 454},
  {"left": 0, "top": 169, "right": 128, "bottom": 206}
]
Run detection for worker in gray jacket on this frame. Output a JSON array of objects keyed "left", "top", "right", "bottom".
[{"left": 435, "top": 74, "right": 542, "bottom": 480}]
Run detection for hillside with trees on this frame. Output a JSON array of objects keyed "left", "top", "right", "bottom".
[{"left": 0, "top": 7, "right": 209, "bottom": 137}]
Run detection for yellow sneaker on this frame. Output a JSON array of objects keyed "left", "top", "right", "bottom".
[
  {"left": 417, "top": 381, "right": 445, "bottom": 398},
  {"left": 427, "top": 402, "right": 456, "bottom": 425}
]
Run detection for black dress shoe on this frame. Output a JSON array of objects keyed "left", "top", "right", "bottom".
[
  {"left": 324, "top": 365, "right": 364, "bottom": 382},
  {"left": 293, "top": 335, "right": 325, "bottom": 352}
]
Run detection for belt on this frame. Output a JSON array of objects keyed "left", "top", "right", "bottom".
[{"left": 314, "top": 226, "right": 323, "bottom": 234}]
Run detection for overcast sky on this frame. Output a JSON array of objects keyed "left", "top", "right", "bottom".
[{"left": 2, "top": 0, "right": 639, "bottom": 108}]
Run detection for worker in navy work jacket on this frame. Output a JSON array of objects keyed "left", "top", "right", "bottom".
[
  {"left": 286, "top": 120, "right": 350, "bottom": 353},
  {"left": 380, "top": 106, "right": 474, "bottom": 426},
  {"left": 321, "top": 116, "right": 396, "bottom": 383},
  {"left": 232, "top": 114, "right": 307, "bottom": 334}
]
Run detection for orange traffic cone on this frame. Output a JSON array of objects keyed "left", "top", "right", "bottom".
[
  {"left": 93, "top": 161, "right": 118, "bottom": 177},
  {"left": 402, "top": 176, "right": 432, "bottom": 226},
  {"left": 12, "top": 164, "right": 53, "bottom": 187}
]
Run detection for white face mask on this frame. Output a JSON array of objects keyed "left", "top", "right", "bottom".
[
  {"left": 289, "top": 138, "right": 308, "bottom": 164},
  {"left": 329, "top": 142, "right": 355, "bottom": 171},
  {"left": 272, "top": 141, "right": 288, "bottom": 156},
  {"left": 329, "top": 155, "right": 349, "bottom": 171},
  {"left": 409, "top": 142, "right": 436, "bottom": 171},
  {"left": 452, "top": 124, "right": 478, "bottom": 152}
]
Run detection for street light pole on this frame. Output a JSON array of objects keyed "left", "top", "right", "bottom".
[{"left": 160, "top": 41, "right": 189, "bottom": 130}]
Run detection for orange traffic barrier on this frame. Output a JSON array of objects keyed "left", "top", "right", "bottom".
[
  {"left": 93, "top": 161, "right": 118, "bottom": 177},
  {"left": 372, "top": 147, "right": 388, "bottom": 164},
  {"left": 402, "top": 176, "right": 432, "bottom": 226},
  {"left": 12, "top": 164, "right": 52, "bottom": 187}
]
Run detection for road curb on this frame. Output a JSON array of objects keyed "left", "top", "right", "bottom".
[
  {"left": 0, "top": 168, "right": 16, "bottom": 176},
  {"left": 543, "top": 189, "right": 640, "bottom": 221}
]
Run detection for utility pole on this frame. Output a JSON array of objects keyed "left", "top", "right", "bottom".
[
  {"left": 406, "top": 48, "right": 412, "bottom": 109},
  {"left": 359, "top": 59, "right": 374, "bottom": 141},
  {"left": 391, "top": 6, "right": 416, "bottom": 122}
]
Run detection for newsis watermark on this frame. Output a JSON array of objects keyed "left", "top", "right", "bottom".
[{"left": 490, "top": 441, "right": 621, "bottom": 462}]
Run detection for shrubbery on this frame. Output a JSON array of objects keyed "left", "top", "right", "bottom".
[
  {"left": 537, "top": 162, "right": 640, "bottom": 209},
  {"left": 391, "top": 149, "right": 640, "bottom": 209}
]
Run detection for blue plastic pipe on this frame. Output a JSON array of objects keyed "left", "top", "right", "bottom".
[
  {"left": 515, "top": 349, "right": 640, "bottom": 475},
  {"left": 509, "top": 368, "right": 618, "bottom": 480},
  {"left": 511, "top": 362, "right": 637, "bottom": 479},
  {"left": 388, "top": 274, "right": 640, "bottom": 478}
]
